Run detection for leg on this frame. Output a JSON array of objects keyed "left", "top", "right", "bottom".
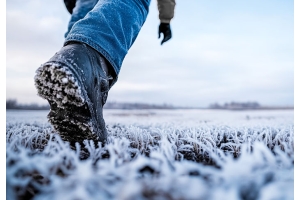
[
  {"left": 65, "top": 0, "right": 99, "bottom": 38},
  {"left": 65, "top": 0, "right": 151, "bottom": 75},
  {"left": 34, "top": 0, "right": 151, "bottom": 146}
]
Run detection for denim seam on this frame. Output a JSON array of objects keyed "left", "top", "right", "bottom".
[{"left": 65, "top": 35, "right": 120, "bottom": 75}]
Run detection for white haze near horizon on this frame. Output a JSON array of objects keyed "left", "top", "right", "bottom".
[{"left": 6, "top": 0, "right": 294, "bottom": 108}]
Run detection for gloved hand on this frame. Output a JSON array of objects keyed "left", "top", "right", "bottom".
[
  {"left": 64, "top": 0, "right": 76, "bottom": 14},
  {"left": 158, "top": 23, "right": 172, "bottom": 45}
]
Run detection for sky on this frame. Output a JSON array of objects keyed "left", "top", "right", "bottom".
[{"left": 5, "top": 0, "right": 295, "bottom": 108}]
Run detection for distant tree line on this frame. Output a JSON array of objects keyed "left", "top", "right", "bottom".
[
  {"left": 209, "top": 101, "right": 293, "bottom": 110},
  {"left": 6, "top": 99, "right": 293, "bottom": 111},
  {"left": 6, "top": 99, "right": 175, "bottom": 110},
  {"left": 103, "top": 102, "right": 175, "bottom": 109},
  {"left": 209, "top": 101, "right": 260, "bottom": 110},
  {"left": 6, "top": 99, "right": 50, "bottom": 110}
]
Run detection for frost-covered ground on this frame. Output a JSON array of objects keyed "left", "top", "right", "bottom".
[{"left": 6, "top": 109, "right": 294, "bottom": 200}]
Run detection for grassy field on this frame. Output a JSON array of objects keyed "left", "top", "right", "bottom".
[{"left": 6, "top": 109, "right": 294, "bottom": 200}]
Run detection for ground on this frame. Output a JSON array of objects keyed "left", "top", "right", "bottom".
[{"left": 6, "top": 109, "right": 294, "bottom": 200}]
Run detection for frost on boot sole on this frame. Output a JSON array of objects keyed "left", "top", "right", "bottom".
[{"left": 34, "top": 64, "right": 98, "bottom": 144}]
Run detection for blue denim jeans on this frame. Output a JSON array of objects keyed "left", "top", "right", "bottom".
[{"left": 64, "top": 0, "right": 151, "bottom": 76}]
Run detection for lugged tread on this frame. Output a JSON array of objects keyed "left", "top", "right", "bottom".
[{"left": 34, "top": 63, "right": 99, "bottom": 145}]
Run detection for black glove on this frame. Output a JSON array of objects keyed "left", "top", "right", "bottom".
[
  {"left": 158, "top": 23, "right": 172, "bottom": 45},
  {"left": 64, "top": 0, "right": 76, "bottom": 14}
]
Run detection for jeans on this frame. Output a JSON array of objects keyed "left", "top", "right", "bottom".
[{"left": 64, "top": 0, "right": 151, "bottom": 76}]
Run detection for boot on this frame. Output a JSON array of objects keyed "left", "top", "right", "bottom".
[{"left": 34, "top": 42, "right": 114, "bottom": 146}]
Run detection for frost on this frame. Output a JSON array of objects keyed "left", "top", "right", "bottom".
[
  {"left": 34, "top": 63, "right": 85, "bottom": 108},
  {"left": 6, "top": 109, "right": 294, "bottom": 199},
  {"left": 61, "top": 78, "right": 68, "bottom": 83}
]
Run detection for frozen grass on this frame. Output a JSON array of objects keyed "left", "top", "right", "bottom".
[{"left": 6, "top": 109, "right": 294, "bottom": 200}]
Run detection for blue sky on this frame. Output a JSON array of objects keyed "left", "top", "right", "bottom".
[{"left": 5, "top": 0, "right": 295, "bottom": 107}]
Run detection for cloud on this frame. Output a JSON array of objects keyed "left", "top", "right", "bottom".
[
  {"left": 6, "top": 0, "right": 69, "bottom": 104},
  {"left": 6, "top": 0, "right": 294, "bottom": 107}
]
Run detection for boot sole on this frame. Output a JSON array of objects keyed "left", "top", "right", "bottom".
[{"left": 34, "top": 63, "right": 99, "bottom": 146}]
